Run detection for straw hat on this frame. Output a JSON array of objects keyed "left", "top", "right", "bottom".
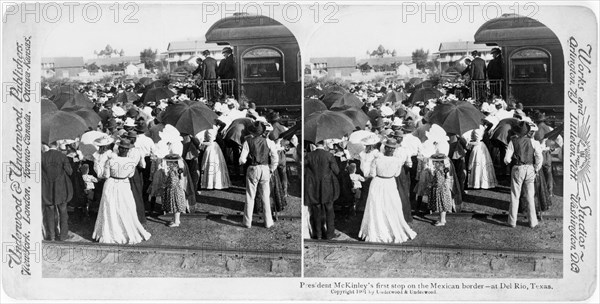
[{"left": 94, "top": 135, "right": 115, "bottom": 146}]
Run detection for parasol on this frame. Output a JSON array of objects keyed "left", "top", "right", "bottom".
[
  {"left": 304, "top": 98, "right": 327, "bottom": 117},
  {"left": 79, "top": 130, "right": 106, "bottom": 160},
  {"left": 111, "top": 91, "right": 140, "bottom": 104},
  {"left": 224, "top": 117, "right": 254, "bottom": 146},
  {"left": 41, "top": 111, "right": 89, "bottom": 144},
  {"left": 140, "top": 87, "right": 175, "bottom": 104},
  {"left": 41, "top": 98, "right": 58, "bottom": 114},
  {"left": 62, "top": 107, "right": 102, "bottom": 129},
  {"left": 407, "top": 87, "right": 443, "bottom": 104},
  {"left": 333, "top": 106, "right": 370, "bottom": 129},
  {"left": 53, "top": 92, "right": 94, "bottom": 109},
  {"left": 304, "top": 86, "right": 323, "bottom": 98},
  {"left": 160, "top": 100, "right": 218, "bottom": 135},
  {"left": 329, "top": 92, "right": 363, "bottom": 110},
  {"left": 491, "top": 118, "right": 520, "bottom": 147},
  {"left": 304, "top": 110, "right": 355, "bottom": 143},
  {"left": 428, "top": 100, "right": 485, "bottom": 135}
]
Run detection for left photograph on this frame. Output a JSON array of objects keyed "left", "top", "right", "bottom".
[{"left": 40, "top": 6, "right": 301, "bottom": 277}]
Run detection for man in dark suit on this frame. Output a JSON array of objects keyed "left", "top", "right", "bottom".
[
  {"left": 470, "top": 50, "right": 487, "bottom": 81},
  {"left": 487, "top": 48, "right": 503, "bottom": 80},
  {"left": 202, "top": 50, "right": 217, "bottom": 80},
  {"left": 218, "top": 47, "right": 236, "bottom": 98},
  {"left": 305, "top": 141, "right": 340, "bottom": 240},
  {"left": 191, "top": 58, "right": 204, "bottom": 79},
  {"left": 42, "top": 142, "right": 73, "bottom": 241}
]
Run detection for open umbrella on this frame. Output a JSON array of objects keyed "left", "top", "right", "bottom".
[
  {"left": 53, "top": 92, "right": 94, "bottom": 109},
  {"left": 347, "top": 130, "right": 380, "bottom": 157},
  {"left": 407, "top": 87, "right": 443, "bottom": 104},
  {"left": 41, "top": 111, "right": 88, "bottom": 144},
  {"left": 321, "top": 84, "right": 347, "bottom": 96},
  {"left": 224, "top": 117, "right": 254, "bottom": 145},
  {"left": 161, "top": 100, "right": 218, "bottom": 135},
  {"left": 330, "top": 92, "right": 363, "bottom": 110},
  {"left": 41, "top": 98, "right": 58, "bottom": 114},
  {"left": 304, "top": 87, "right": 323, "bottom": 98},
  {"left": 50, "top": 84, "right": 79, "bottom": 98},
  {"left": 379, "top": 90, "right": 406, "bottom": 104},
  {"left": 304, "top": 110, "right": 355, "bottom": 143},
  {"left": 491, "top": 118, "right": 520, "bottom": 147},
  {"left": 428, "top": 100, "right": 485, "bottom": 135},
  {"left": 278, "top": 121, "right": 301, "bottom": 141},
  {"left": 333, "top": 106, "right": 370, "bottom": 129},
  {"left": 141, "top": 87, "right": 175, "bottom": 104},
  {"left": 138, "top": 77, "right": 153, "bottom": 86},
  {"left": 543, "top": 124, "right": 564, "bottom": 140},
  {"left": 111, "top": 91, "right": 140, "bottom": 104},
  {"left": 146, "top": 80, "right": 168, "bottom": 90},
  {"left": 62, "top": 107, "right": 101, "bottom": 129},
  {"left": 304, "top": 98, "right": 327, "bottom": 117}
]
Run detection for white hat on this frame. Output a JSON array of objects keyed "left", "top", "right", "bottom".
[
  {"left": 159, "top": 124, "right": 183, "bottom": 143},
  {"left": 380, "top": 105, "right": 394, "bottom": 117},
  {"left": 392, "top": 117, "right": 403, "bottom": 127},
  {"left": 124, "top": 117, "right": 136, "bottom": 127},
  {"left": 94, "top": 135, "right": 115, "bottom": 146},
  {"left": 425, "top": 124, "right": 449, "bottom": 143},
  {"left": 112, "top": 106, "right": 126, "bottom": 117}
]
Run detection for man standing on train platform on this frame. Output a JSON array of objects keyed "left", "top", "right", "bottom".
[
  {"left": 504, "top": 121, "right": 543, "bottom": 228},
  {"left": 487, "top": 47, "right": 505, "bottom": 98},
  {"left": 201, "top": 50, "right": 218, "bottom": 100},
  {"left": 239, "top": 121, "right": 279, "bottom": 228},
  {"left": 218, "top": 47, "right": 237, "bottom": 98},
  {"left": 470, "top": 50, "right": 487, "bottom": 81}
]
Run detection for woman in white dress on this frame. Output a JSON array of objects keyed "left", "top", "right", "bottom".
[
  {"left": 466, "top": 125, "right": 497, "bottom": 189},
  {"left": 199, "top": 125, "right": 231, "bottom": 189},
  {"left": 359, "top": 138, "right": 417, "bottom": 244},
  {"left": 93, "top": 139, "right": 151, "bottom": 244}
]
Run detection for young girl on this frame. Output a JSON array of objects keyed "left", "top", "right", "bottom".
[
  {"left": 347, "top": 163, "right": 364, "bottom": 216},
  {"left": 160, "top": 154, "right": 190, "bottom": 227}
]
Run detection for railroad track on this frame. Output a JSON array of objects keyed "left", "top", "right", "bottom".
[
  {"left": 421, "top": 211, "right": 563, "bottom": 221},
  {"left": 43, "top": 240, "right": 301, "bottom": 260},
  {"left": 170, "top": 211, "right": 301, "bottom": 221},
  {"left": 304, "top": 239, "right": 563, "bottom": 260}
]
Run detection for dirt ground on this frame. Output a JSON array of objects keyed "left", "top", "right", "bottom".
[
  {"left": 44, "top": 174, "right": 301, "bottom": 277},
  {"left": 305, "top": 175, "right": 564, "bottom": 277}
]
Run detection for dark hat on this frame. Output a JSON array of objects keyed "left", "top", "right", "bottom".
[
  {"left": 124, "top": 131, "right": 137, "bottom": 139},
  {"left": 514, "top": 121, "right": 531, "bottom": 137},
  {"left": 164, "top": 153, "right": 181, "bottom": 160},
  {"left": 532, "top": 111, "right": 547, "bottom": 122},
  {"left": 267, "top": 112, "right": 281, "bottom": 122},
  {"left": 392, "top": 130, "right": 404, "bottom": 138},
  {"left": 106, "top": 119, "right": 117, "bottom": 129},
  {"left": 118, "top": 138, "right": 134, "bottom": 149},
  {"left": 402, "top": 122, "right": 416, "bottom": 133},
  {"left": 491, "top": 47, "right": 501, "bottom": 54},
  {"left": 384, "top": 138, "right": 400, "bottom": 148},
  {"left": 222, "top": 47, "right": 233, "bottom": 54},
  {"left": 202, "top": 50, "right": 210, "bottom": 56},
  {"left": 134, "top": 124, "right": 148, "bottom": 134},
  {"left": 248, "top": 121, "right": 265, "bottom": 135},
  {"left": 372, "top": 117, "right": 385, "bottom": 129}
]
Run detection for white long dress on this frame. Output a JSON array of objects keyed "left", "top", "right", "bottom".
[
  {"left": 93, "top": 155, "right": 151, "bottom": 244},
  {"left": 200, "top": 127, "right": 231, "bottom": 189},
  {"left": 467, "top": 127, "right": 497, "bottom": 189},
  {"left": 359, "top": 155, "right": 417, "bottom": 243}
]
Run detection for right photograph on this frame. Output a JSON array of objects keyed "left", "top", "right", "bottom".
[{"left": 303, "top": 6, "right": 564, "bottom": 278}]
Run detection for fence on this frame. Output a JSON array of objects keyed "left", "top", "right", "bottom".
[
  {"left": 201, "top": 79, "right": 235, "bottom": 101},
  {"left": 470, "top": 80, "right": 503, "bottom": 102}
]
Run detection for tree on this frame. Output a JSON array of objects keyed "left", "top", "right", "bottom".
[
  {"left": 391, "top": 49, "right": 397, "bottom": 57},
  {"left": 140, "top": 48, "right": 157, "bottom": 70},
  {"left": 119, "top": 49, "right": 125, "bottom": 57},
  {"left": 412, "top": 48, "right": 429, "bottom": 70},
  {"left": 86, "top": 62, "right": 99, "bottom": 73}
]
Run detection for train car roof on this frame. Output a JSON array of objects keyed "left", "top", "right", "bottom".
[
  {"left": 205, "top": 13, "right": 295, "bottom": 44},
  {"left": 474, "top": 14, "right": 559, "bottom": 46}
]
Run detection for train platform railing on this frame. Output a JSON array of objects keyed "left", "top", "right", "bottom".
[
  {"left": 471, "top": 79, "right": 503, "bottom": 102},
  {"left": 201, "top": 79, "right": 235, "bottom": 101}
]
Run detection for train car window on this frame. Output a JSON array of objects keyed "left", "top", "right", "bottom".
[
  {"left": 510, "top": 48, "right": 551, "bottom": 83},
  {"left": 242, "top": 47, "right": 283, "bottom": 82}
]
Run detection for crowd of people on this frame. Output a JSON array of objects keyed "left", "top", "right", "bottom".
[
  {"left": 41, "top": 74, "right": 298, "bottom": 244},
  {"left": 304, "top": 79, "right": 562, "bottom": 243}
]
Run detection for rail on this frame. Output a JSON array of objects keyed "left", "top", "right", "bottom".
[
  {"left": 201, "top": 79, "right": 235, "bottom": 101},
  {"left": 471, "top": 79, "right": 503, "bottom": 102}
]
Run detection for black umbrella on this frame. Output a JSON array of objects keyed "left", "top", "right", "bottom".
[
  {"left": 304, "top": 98, "right": 327, "bottom": 117},
  {"left": 141, "top": 87, "right": 175, "bottom": 104},
  {"left": 41, "top": 98, "right": 58, "bottom": 114},
  {"left": 304, "top": 87, "right": 323, "bottom": 98},
  {"left": 161, "top": 100, "right": 218, "bottom": 135},
  {"left": 304, "top": 110, "right": 355, "bottom": 143},
  {"left": 333, "top": 106, "right": 370, "bottom": 129},
  {"left": 407, "top": 87, "right": 443, "bottom": 104},
  {"left": 62, "top": 107, "right": 102, "bottom": 129},
  {"left": 111, "top": 91, "right": 140, "bottom": 104},
  {"left": 53, "top": 92, "right": 94, "bottom": 109},
  {"left": 41, "top": 111, "right": 88, "bottom": 144},
  {"left": 224, "top": 117, "right": 254, "bottom": 146},
  {"left": 428, "top": 100, "right": 485, "bottom": 135}
]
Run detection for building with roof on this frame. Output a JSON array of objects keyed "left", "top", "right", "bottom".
[
  {"left": 435, "top": 41, "right": 494, "bottom": 72},
  {"left": 165, "top": 40, "right": 227, "bottom": 71},
  {"left": 309, "top": 57, "right": 356, "bottom": 77},
  {"left": 85, "top": 56, "right": 141, "bottom": 67},
  {"left": 42, "top": 57, "right": 85, "bottom": 78}
]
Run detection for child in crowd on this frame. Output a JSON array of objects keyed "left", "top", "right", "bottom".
[
  {"left": 348, "top": 163, "right": 365, "bottom": 216},
  {"left": 80, "top": 164, "right": 98, "bottom": 216}
]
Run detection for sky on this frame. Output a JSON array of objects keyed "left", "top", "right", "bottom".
[{"left": 34, "top": 2, "right": 568, "bottom": 60}]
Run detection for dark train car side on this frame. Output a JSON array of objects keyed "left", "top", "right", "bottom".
[
  {"left": 475, "top": 14, "right": 564, "bottom": 116},
  {"left": 205, "top": 13, "right": 301, "bottom": 113}
]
